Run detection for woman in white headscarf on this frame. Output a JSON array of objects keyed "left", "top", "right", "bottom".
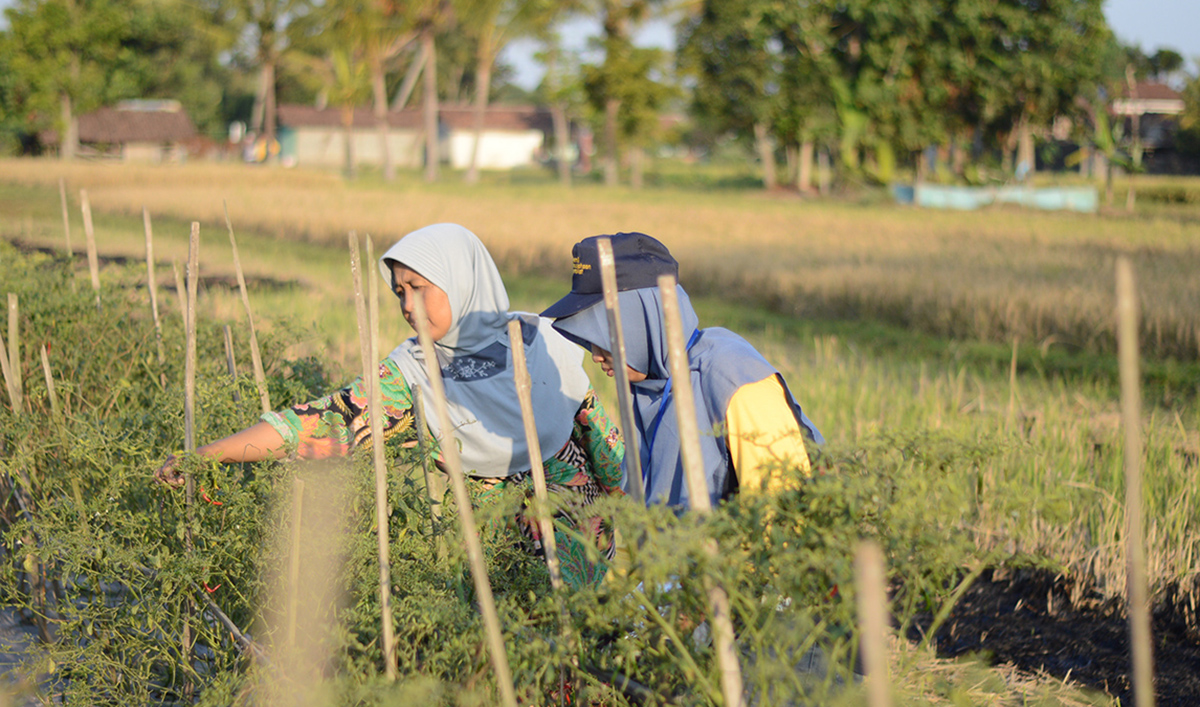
[{"left": 153, "top": 224, "right": 625, "bottom": 588}]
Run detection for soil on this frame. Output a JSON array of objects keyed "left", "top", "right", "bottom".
[{"left": 909, "top": 567, "right": 1200, "bottom": 706}]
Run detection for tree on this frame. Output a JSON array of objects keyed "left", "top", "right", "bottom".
[
  {"left": 455, "top": 0, "right": 556, "bottom": 184},
  {"left": 124, "top": 0, "right": 232, "bottom": 138},
  {"left": 1149, "top": 48, "right": 1184, "bottom": 84},
  {"left": 1175, "top": 74, "right": 1200, "bottom": 158},
  {"left": 4, "top": 0, "right": 138, "bottom": 158},
  {"left": 583, "top": 36, "right": 673, "bottom": 188},
  {"left": 969, "top": 0, "right": 1109, "bottom": 178},
  {"left": 304, "top": 47, "right": 372, "bottom": 178},
  {"left": 226, "top": 0, "right": 314, "bottom": 162},
  {"left": 680, "top": 0, "right": 786, "bottom": 189},
  {"left": 534, "top": 29, "right": 587, "bottom": 186},
  {"left": 585, "top": 0, "right": 666, "bottom": 186},
  {"left": 305, "top": 0, "right": 414, "bottom": 180}
]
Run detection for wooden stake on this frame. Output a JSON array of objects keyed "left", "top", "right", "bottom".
[
  {"left": 80, "top": 189, "right": 101, "bottom": 309},
  {"left": 184, "top": 228, "right": 199, "bottom": 454},
  {"left": 222, "top": 325, "right": 238, "bottom": 379},
  {"left": 223, "top": 325, "right": 241, "bottom": 403},
  {"left": 1117, "top": 257, "right": 1156, "bottom": 707},
  {"left": 507, "top": 319, "right": 566, "bottom": 591},
  {"left": 658, "top": 274, "right": 745, "bottom": 707},
  {"left": 59, "top": 178, "right": 72, "bottom": 257},
  {"left": 143, "top": 208, "right": 166, "bottom": 374},
  {"left": 172, "top": 262, "right": 186, "bottom": 324},
  {"left": 1007, "top": 338, "right": 1018, "bottom": 431},
  {"left": 224, "top": 203, "right": 271, "bottom": 413},
  {"left": 411, "top": 291, "right": 518, "bottom": 707},
  {"left": 286, "top": 477, "right": 304, "bottom": 646},
  {"left": 0, "top": 312, "right": 19, "bottom": 412},
  {"left": 349, "top": 233, "right": 398, "bottom": 680},
  {"left": 855, "top": 540, "right": 891, "bottom": 707},
  {"left": 413, "top": 386, "right": 444, "bottom": 557},
  {"left": 7, "top": 294, "right": 23, "bottom": 407},
  {"left": 508, "top": 318, "right": 576, "bottom": 702},
  {"left": 183, "top": 221, "right": 200, "bottom": 700},
  {"left": 40, "top": 344, "right": 59, "bottom": 419},
  {"left": 596, "top": 238, "right": 644, "bottom": 503}
]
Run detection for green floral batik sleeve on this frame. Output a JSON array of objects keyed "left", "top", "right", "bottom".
[
  {"left": 574, "top": 388, "right": 625, "bottom": 492},
  {"left": 261, "top": 358, "right": 416, "bottom": 459}
]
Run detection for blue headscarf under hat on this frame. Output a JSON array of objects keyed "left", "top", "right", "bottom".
[{"left": 552, "top": 284, "right": 822, "bottom": 508}]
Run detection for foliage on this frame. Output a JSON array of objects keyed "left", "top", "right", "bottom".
[
  {"left": 0, "top": 240, "right": 1011, "bottom": 704},
  {"left": 1176, "top": 74, "right": 1200, "bottom": 159},
  {"left": 676, "top": 0, "right": 1115, "bottom": 185}
]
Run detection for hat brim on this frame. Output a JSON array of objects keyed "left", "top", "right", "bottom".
[{"left": 540, "top": 291, "right": 604, "bottom": 320}]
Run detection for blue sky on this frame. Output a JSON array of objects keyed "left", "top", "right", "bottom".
[{"left": 502, "top": 0, "right": 1200, "bottom": 90}]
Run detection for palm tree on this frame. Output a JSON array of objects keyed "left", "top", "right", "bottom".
[
  {"left": 456, "top": 0, "right": 558, "bottom": 184},
  {"left": 305, "top": 47, "right": 372, "bottom": 178}
]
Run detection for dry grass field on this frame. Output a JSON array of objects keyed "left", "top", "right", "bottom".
[{"left": 3, "top": 159, "right": 1199, "bottom": 365}]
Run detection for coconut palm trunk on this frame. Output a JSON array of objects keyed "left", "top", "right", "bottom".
[
  {"left": 465, "top": 29, "right": 496, "bottom": 185},
  {"left": 422, "top": 28, "right": 438, "bottom": 182}
]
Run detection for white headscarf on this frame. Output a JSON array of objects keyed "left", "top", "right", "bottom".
[{"left": 379, "top": 224, "right": 590, "bottom": 477}]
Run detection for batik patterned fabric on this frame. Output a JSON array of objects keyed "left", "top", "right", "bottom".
[
  {"left": 262, "top": 360, "right": 624, "bottom": 589},
  {"left": 262, "top": 360, "right": 415, "bottom": 459},
  {"left": 478, "top": 389, "right": 625, "bottom": 588}
]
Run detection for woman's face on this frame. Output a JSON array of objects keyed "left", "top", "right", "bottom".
[
  {"left": 590, "top": 344, "right": 648, "bottom": 383},
  {"left": 391, "top": 263, "right": 453, "bottom": 342}
]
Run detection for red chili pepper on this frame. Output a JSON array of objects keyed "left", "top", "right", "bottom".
[
  {"left": 204, "top": 582, "right": 221, "bottom": 593},
  {"left": 199, "top": 486, "right": 223, "bottom": 506}
]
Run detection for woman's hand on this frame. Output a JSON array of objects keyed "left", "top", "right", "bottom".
[{"left": 153, "top": 453, "right": 187, "bottom": 489}]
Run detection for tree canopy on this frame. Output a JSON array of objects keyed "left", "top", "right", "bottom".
[{"left": 0, "top": 0, "right": 1191, "bottom": 184}]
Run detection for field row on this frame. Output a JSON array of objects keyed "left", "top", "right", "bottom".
[{"left": 3, "top": 160, "right": 1200, "bottom": 366}]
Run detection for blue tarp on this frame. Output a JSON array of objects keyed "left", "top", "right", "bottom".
[{"left": 898, "top": 184, "right": 1099, "bottom": 213}]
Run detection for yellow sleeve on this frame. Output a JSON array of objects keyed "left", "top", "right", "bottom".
[{"left": 725, "top": 375, "right": 811, "bottom": 496}]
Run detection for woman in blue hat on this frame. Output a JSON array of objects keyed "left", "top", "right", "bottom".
[{"left": 541, "top": 232, "right": 822, "bottom": 510}]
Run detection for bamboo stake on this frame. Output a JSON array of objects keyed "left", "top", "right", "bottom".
[
  {"left": 172, "top": 262, "right": 186, "bottom": 323},
  {"left": 224, "top": 203, "right": 271, "bottom": 413},
  {"left": 368, "top": 235, "right": 399, "bottom": 680},
  {"left": 1117, "top": 257, "right": 1156, "bottom": 707},
  {"left": 184, "top": 229, "right": 199, "bottom": 454},
  {"left": 507, "top": 319, "right": 566, "bottom": 590},
  {"left": 222, "top": 325, "right": 238, "bottom": 379},
  {"left": 413, "top": 386, "right": 445, "bottom": 557},
  {"left": 7, "top": 294, "right": 23, "bottom": 408},
  {"left": 143, "top": 208, "right": 166, "bottom": 374},
  {"left": 40, "top": 344, "right": 59, "bottom": 418},
  {"left": 182, "top": 222, "right": 199, "bottom": 699},
  {"left": 349, "top": 233, "right": 398, "bottom": 680},
  {"left": 286, "top": 477, "right": 304, "bottom": 647},
  {"left": 508, "top": 318, "right": 575, "bottom": 704},
  {"left": 350, "top": 233, "right": 372, "bottom": 395},
  {"left": 80, "top": 189, "right": 101, "bottom": 308},
  {"left": 411, "top": 291, "right": 518, "bottom": 707},
  {"left": 59, "top": 178, "right": 72, "bottom": 257},
  {"left": 596, "top": 238, "right": 644, "bottom": 503},
  {"left": 1007, "top": 338, "right": 1018, "bottom": 431},
  {"left": 658, "top": 274, "right": 745, "bottom": 707},
  {"left": 855, "top": 540, "right": 892, "bottom": 707},
  {"left": 222, "top": 325, "right": 241, "bottom": 403},
  {"left": 0, "top": 315, "right": 18, "bottom": 412}
]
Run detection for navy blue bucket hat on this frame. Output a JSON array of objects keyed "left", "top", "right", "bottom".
[{"left": 540, "top": 232, "right": 678, "bottom": 320}]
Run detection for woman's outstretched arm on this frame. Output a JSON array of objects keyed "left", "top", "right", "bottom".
[{"left": 153, "top": 421, "right": 286, "bottom": 488}]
